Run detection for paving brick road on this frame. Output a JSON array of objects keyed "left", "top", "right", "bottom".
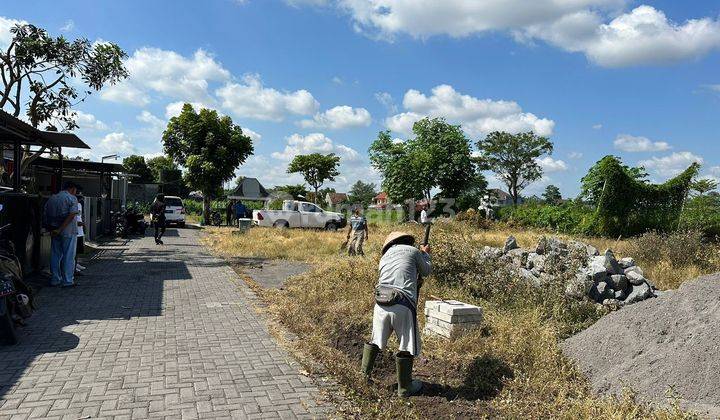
[{"left": 0, "top": 228, "right": 331, "bottom": 419}]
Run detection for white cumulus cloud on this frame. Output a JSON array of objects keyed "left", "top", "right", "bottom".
[
  {"left": 98, "top": 132, "right": 136, "bottom": 155},
  {"left": 299, "top": 105, "right": 372, "bottom": 129},
  {"left": 101, "top": 47, "right": 230, "bottom": 106},
  {"left": 0, "top": 16, "right": 25, "bottom": 49},
  {"left": 217, "top": 74, "right": 319, "bottom": 121},
  {"left": 531, "top": 6, "right": 720, "bottom": 67},
  {"left": 536, "top": 156, "right": 569, "bottom": 172},
  {"left": 73, "top": 110, "right": 108, "bottom": 131},
  {"left": 614, "top": 134, "right": 671, "bottom": 152},
  {"left": 386, "top": 84, "right": 554, "bottom": 137},
  {"left": 271, "top": 132, "right": 360, "bottom": 162},
  {"left": 639, "top": 151, "right": 703, "bottom": 178}
]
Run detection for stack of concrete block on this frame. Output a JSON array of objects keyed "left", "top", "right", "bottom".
[{"left": 423, "top": 300, "right": 483, "bottom": 339}]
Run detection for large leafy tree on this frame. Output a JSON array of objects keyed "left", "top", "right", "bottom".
[
  {"left": 455, "top": 172, "right": 488, "bottom": 211},
  {"left": 0, "top": 22, "right": 127, "bottom": 175},
  {"left": 147, "top": 155, "right": 186, "bottom": 195},
  {"left": 543, "top": 184, "right": 562, "bottom": 204},
  {"left": 580, "top": 155, "right": 648, "bottom": 205},
  {"left": 348, "top": 180, "right": 377, "bottom": 206},
  {"left": 162, "top": 104, "right": 254, "bottom": 223},
  {"left": 476, "top": 131, "right": 553, "bottom": 206},
  {"left": 369, "top": 118, "right": 476, "bottom": 210},
  {"left": 122, "top": 155, "right": 153, "bottom": 184},
  {"left": 287, "top": 153, "right": 340, "bottom": 204}
]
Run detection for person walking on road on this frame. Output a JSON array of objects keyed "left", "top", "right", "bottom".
[
  {"left": 43, "top": 181, "right": 80, "bottom": 287},
  {"left": 150, "top": 194, "right": 166, "bottom": 245},
  {"left": 346, "top": 207, "right": 369, "bottom": 256},
  {"left": 360, "top": 231, "right": 431, "bottom": 397}
]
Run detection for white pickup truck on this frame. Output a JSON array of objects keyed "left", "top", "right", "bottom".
[{"left": 253, "top": 200, "right": 347, "bottom": 230}]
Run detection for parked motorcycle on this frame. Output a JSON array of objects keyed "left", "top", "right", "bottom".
[
  {"left": 0, "top": 223, "right": 33, "bottom": 345},
  {"left": 114, "top": 206, "right": 148, "bottom": 237},
  {"left": 210, "top": 211, "right": 222, "bottom": 227}
]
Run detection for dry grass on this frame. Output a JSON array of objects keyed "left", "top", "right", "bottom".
[{"left": 202, "top": 222, "right": 715, "bottom": 419}]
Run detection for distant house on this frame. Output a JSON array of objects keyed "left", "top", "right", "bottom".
[
  {"left": 371, "top": 191, "right": 389, "bottom": 209},
  {"left": 325, "top": 192, "right": 348, "bottom": 207},
  {"left": 486, "top": 188, "right": 523, "bottom": 207}
]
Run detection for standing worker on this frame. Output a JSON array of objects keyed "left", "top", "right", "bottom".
[
  {"left": 234, "top": 200, "right": 247, "bottom": 223},
  {"left": 43, "top": 181, "right": 80, "bottom": 288},
  {"left": 346, "top": 207, "right": 369, "bottom": 256},
  {"left": 150, "top": 194, "right": 166, "bottom": 245},
  {"left": 420, "top": 204, "right": 430, "bottom": 224},
  {"left": 226, "top": 200, "right": 234, "bottom": 226},
  {"left": 360, "top": 231, "right": 431, "bottom": 397}
]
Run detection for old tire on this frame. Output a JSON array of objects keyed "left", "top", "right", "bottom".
[
  {"left": 325, "top": 222, "right": 338, "bottom": 231},
  {"left": 0, "top": 298, "right": 17, "bottom": 346}
]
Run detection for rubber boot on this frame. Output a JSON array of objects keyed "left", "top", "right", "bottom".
[
  {"left": 396, "top": 354, "right": 423, "bottom": 397},
  {"left": 361, "top": 343, "right": 379, "bottom": 378}
]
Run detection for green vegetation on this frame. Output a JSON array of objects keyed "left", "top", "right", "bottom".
[
  {"left": 163, "top": 103, "right": 254, "bottom": 224},
  {"left": 287, "top": 153, "right": 341, "bottom": 205},
  {"left": 0, "top": 22, "right": 128, "bottom": 175},
  {"left": 122, "top": 155, "right": 154, "bottom": 183},
  {"left": 476, "top": 131, "right": 553, "bottom": 206}
]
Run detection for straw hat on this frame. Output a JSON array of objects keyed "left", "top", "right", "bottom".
[{"left": 382, "top": 231, "right": 415, "bottom": 255}]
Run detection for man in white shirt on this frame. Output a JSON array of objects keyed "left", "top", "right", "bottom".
[{"left": 75, "top": 193, "right": 86, "bottom": 274}]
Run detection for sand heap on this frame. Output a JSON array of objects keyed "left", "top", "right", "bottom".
[{"left": 563, "top": 273, "right": 720, "bottom": 416}]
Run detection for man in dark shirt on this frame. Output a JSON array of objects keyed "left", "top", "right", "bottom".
[{"left": 150, "top": 194, "right": 166, "bottom": 245}]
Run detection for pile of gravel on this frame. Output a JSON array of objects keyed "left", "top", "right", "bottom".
[{"left": 563, "top": 273, "right": 720, "bottom": 416}]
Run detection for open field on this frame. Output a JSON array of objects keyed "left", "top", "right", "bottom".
[{"left": 202, "top": 221, "right": 717, "bottom": 418}]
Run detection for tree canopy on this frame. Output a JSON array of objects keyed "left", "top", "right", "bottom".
[
  {"left": 369, "top": 117, "right": 476, "bottom": 211},
  {"left": 580, "top": 155, "right": 648, "bottom": 205},
  {"left": 348, "top": 180, "right": 377, "bottom": 206},
  {"left": 543, "top": 185, "right": 562, "bottom": 204},
  {"left": 273, "top": 184, "right": 308, "bottom": 200},
  {"left": 287, "top": 153, "right": 340, "bottom": 204},
  {"left": 162, "top": 104, "right": 254, "bottom": 223},
  {"left": 122, "top": 155, "right": 153, "bottom": 184},
  {"left": 476, "top": 131, "right": 553, "bottom": 206},
  {"left": 690, "top": 178, "right": 718, "bottom": 196},
  {"left": 0, "top": 22, "right": 127, "bottom": 175}
]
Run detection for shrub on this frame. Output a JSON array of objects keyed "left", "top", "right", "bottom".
[
  {"left": 679, "top": 195, "right": 720, "bottom": 239},
  {"left": 498, "top": 202, "right": 594, "bottom": 235},
  {"left": 624, "top": 230, "right": 715, "bottom": 270}
]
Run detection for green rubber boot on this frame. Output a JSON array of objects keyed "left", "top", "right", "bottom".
[
  {"left": 361, "top": 343, "right": 379, "bottom": 378},
  {"left": 396, "top": 354, "right": 423, "bottom": 397}
]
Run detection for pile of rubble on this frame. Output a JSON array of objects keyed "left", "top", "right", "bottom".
[{"left": 478, "top": 236, "right": 657, "bottom": 307}]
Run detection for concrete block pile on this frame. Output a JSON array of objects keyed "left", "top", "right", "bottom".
[
  {"left": 424, "top": 300, "right": 483, "bottom": 338},
  {"left": 479, "top": 235, "right": 658, "bottom": 308}
]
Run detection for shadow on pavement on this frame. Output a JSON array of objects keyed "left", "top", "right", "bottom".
[{"left": 0, "top": 228, "right": 193, "bottom": 400}]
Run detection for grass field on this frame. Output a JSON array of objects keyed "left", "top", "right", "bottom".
[{"left": 202, "top": 221, "right": 715, "bottom": 418}]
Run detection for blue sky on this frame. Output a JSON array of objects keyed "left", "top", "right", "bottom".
[{"left": 3, "top": 0, "right": 720, "bottom": 197}]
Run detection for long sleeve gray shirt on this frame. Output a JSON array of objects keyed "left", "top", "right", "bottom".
[{"left": 377, "top": 244, "right": 432, "bottom": 305}]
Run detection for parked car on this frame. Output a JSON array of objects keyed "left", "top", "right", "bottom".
[
  {"left": 164, "top": 196, "right": 186, "bottom": 227},
  {"left": 253, "top": 200, "right": 346, "bottom": 230}
]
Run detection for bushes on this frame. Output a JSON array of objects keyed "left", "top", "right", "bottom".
[
  {"left": 679, "top": 195, "right": 720, "bottom": 238},
  {"left": 498, "top": 202, "right": 594, "bottom": 235}
]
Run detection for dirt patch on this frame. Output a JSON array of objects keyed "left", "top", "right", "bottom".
[
  {"left": 229, "top": 257, "right": 310, "bottom": 289},
  {"left": 563, "top": 272, "right": 720, "bottom": 417}
]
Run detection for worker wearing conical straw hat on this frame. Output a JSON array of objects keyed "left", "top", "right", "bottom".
[{"left": 360, "top": 231, "right": 431, "bottom": 397}]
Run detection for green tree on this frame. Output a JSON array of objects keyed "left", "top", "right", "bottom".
[
  {"left": 348, "top": 180, "right": 377, "bottom": 206},
  {"left": 122, "top": 155, "right": 153, "bottom": 184},
  {"left": 369, "top": 118, "right": 476, "bottom": 211},
  {"left": 287, "top": 153, "right": 340, "bottom": 204},
  {"left": 543, "top": 184, "right": 562, "bottom": 204},
  {"left": 690, "top": 178, "right": 718, "bottom": 196},
  {"left": 0, "top": 22, "right": 127, "bottom": 175},
  {"left": 162, "top": 104, "right": 254, "bottom": 224},
  {"left": 273, "top": 184, "right": 308, "bottom": 200},
  {"left": 455, "top": 172, "right": 488, "bottom": 211},
  {"left": 146, "top": 156, "right": 177, "bottom": 182},
  {"left": 476, "top": 131, "right": 553, "bottom": 206},
  {"left": 580, "top": 156, "right": 648, "bottom": 205}
]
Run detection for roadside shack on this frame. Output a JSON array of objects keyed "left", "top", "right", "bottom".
[{"left": 0, "top": 110, "right": 90, "bottom": 273}]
